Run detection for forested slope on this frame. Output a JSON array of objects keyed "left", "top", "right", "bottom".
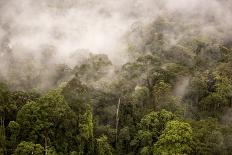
[{"left": 1, "top": 0, "right": 232, "bottom": 155}]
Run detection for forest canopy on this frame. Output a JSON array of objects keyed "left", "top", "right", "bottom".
[{"left": 1, "top": 0, "right": 232, "bottom": 155}]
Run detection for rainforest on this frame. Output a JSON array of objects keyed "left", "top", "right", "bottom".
[{"left": 1, "top": 0, "right": 232, "bottom": 154}]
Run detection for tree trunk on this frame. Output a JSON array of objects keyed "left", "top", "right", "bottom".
[
  {"left": 146, "top": 77, "right": 155, "bottom": 109},
  {"left": 44, "top": 129, "right": 48, "bottom": 155},
  {"left": 115, "top": 98, "right": 121, "bottom": 145},
  {"left": 0, "top": 116, "right": 6, "bottom": 155}
]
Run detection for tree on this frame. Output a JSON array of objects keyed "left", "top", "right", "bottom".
[
  {"left": 73, "top": 54, "right": 112, "bottom": 84},
  {"left": 0, "top": 125, "right": 6, "bottom": 154},
  {"left": 131, "top": 110, "right": 175, "bottom": 154},
  {"left": 62, "top": 76, "right": 96, "bottom": 154},
  {"left": 139, "top": 110, "right": 175, "bottom": 138},
  {"left": 78, "top": 105, "right": 94, "bottom": 155},
  {"left": 0, "top": 83, "right": 10, "bottom": 154},
  {"left": 194, "top": 73, "right": 232, "bottom": 118},
  {"left": 0, "top": 83, "right": 10, "bottom": 126},
  {"left": 186, "top": 72, "right": 232, "bottom": 119},
  {"left": 153, "top": 81, "right": 181, "bottom": 113},
  {"left": 96, "top": 135, "right": 113, "bottom": 155},
  {"left": 132, "top": 86, "right": 150, "bottom": 109},
  {"left": 0, "top": 83, "right": 40, "bottom": 129},
  {"left": 16, "top": 89, "right": 78, "bottom": 154},
  {"left": 7, "top": 121, "right": 20, "bottom": 153},
  {"left": 190, "top": 118, "right": 225, "bottom": 155},
  {"left": 117, "top": 126, "right": 131, "bottom": 154},
  {"left": 61, "top": 76, "right": 90, "bottom": 115},
  {"left": 153, "top": 80, "right": 171, "bottom": 104},
  {"left": 13, "top": 141, "right": 44, "bottom": 155},
  {"left": 153, "top": 120, "right": 193, "bottom": 155}
]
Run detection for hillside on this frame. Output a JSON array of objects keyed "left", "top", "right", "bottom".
[{"left": 1, "top": 0, "right": 232, "bottom": 154}]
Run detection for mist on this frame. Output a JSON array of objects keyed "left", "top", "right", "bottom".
[
  {"left": 0, "top": 0, "right": 232, "bottom": 91},
  {"left": 2, "top": 1, "right": 232, "bottom": 154},
  {"left": 0, "top": 0, "right": 161, "bottom": 64}
]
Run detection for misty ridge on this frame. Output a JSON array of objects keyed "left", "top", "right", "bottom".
[{"left": 0, "top": 0, "right": 231, "bottom": 91}]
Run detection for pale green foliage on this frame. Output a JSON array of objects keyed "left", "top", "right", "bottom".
[
  {"left": 214, "top": 74, "right": 232, "bottom": 97},
  {"left": 131, "top": 110, "right": 175, "bottom": 154},
  {"left": 13, "top": 141, "right": 44, "bottom": 155},
  {"left": 8, "top": 121, "right": 20, "bottom": 135},
  {"left": 140, "top": 146, "right": 150, "bottom": 155},
  {"left": 153, "top": 120, "right": 193, "bottom": 155},
  {"left": 77, "top": 104, "right": 94, "bottom": 155},
  {"left": 79, "top": 105, "right": 94, "bottom": 140},
  {"left": 139, "top": 110, "right": 175, "bottom": 137},
  {"left": 96, "top": 135, "right": 113, "bottom": 155},
  {"left": 153, "top": 80, "right": 171, "bottom": 103},
  {"left": 153, "top": 81, "right": 181, "bottom": 113},
  {"left": 47, "top": 149, "right": 58, "bottom": 155}
]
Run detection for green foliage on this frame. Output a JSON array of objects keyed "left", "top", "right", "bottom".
[
  {"left": 132, "top": 86, "right": 150, "bottom": 106},
  {"left": 13, "top": 141, "right": 44, "bottom": 155},
  {"left": 0, "top": 84, "right": 40, "bottom": 131},
  {"left": 153, "top": 81, "right": 182, "bottom": 113},
  {"left": 2, "top": 11, "right": 232, "bottom": 155},
  {"left": 186, "top": 71, "right": 232, "bottom": 119},
  {"left": 131, "top": 110, "right": 176, "bottom": 154},
  {"left": 190, "top": 118, "right": 226, "bottom": 155},
  {"left": 7, "top": 121, "right": 20, "bottom": 152},
  {"left": 0, "top": 83, "right": 9, "bottom": 104},
  {"left": 61, "top": 76, "right": 90, "bottom": 114},
  {"left": 73, "top": 54, "right": 112, "bottom": 84},
  {"left": 0, "top": 83, "right": 10, "bottom": 125},
  {"left": 16, "top": 89, "right": 77, "bottom": 154},
  {"left": 79, "top": 105, "right": 93, "bottom": 140},
  {"left": 96, "top": 135, "right": 113, "bottom": 155},
  {"left": 153, "top": 80, "right": 171, "bottom": 104},
  {"left": 78, "top": 105, "right": 94, "bottom": 155},
  {"left": 153, "top": 120, "right": 193, "bottom": 155},
  {"left": 0, "top": 125, "right": 6, "bottom": 154},
  {"left": 139, "top": 110, "right": 175, "bottom": 136}
]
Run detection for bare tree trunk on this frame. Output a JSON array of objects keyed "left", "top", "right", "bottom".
[
  {"left": 230, "top": 97, "right": 232, "bottom": 107},
  {"left": 115, "top": 98, "right": 121, "bottom": 145},
  {"left": 44, "top": 129, "right": 48, "bottom": 155},
  {"left": 146, "top": 77, "right": 155, "bottom": 109},
  {"left": 0, "top": 116, "right": 6, "bottom": 155},
  {"left": 0, "top": 116, "right": 5, "bottom": 139}
]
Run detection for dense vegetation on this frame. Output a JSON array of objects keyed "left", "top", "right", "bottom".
[{"left": 1, "top": 15, "right": 232, "bottom": 155}]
